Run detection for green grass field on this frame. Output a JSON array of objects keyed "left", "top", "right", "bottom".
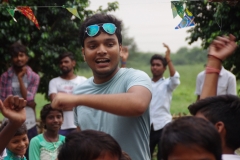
[{"left": 1, "top": 63, "right": 239, "bottom": 120}]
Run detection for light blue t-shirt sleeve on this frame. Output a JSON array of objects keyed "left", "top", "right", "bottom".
[{"left": 126, "top": 69, "right": 152, "bottom": 93}]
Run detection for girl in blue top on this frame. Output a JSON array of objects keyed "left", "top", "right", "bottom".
[{"left": 29, "top": 104, "right": 64, "bottom": 160}]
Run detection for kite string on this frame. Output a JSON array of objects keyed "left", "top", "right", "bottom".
[{"left": 215, "top": 2, "right": 222, "bottom": 32}]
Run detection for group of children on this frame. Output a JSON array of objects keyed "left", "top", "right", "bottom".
[
  {"left": 0, "top": 104, "right": 64, "bottom": 160},
  {"left": 0, "top": 103, "right": 133, "bottom": 160}
]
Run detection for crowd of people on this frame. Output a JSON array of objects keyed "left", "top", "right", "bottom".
[{"left": 0, "top": 13, "right": 240, "bottom": 160}]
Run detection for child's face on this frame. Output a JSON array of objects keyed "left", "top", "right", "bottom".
[
  {"left": 7, "top": 134, "right": 29, "bottom": 157},
  {"left": 44, "top": 110, "right": 63, "bottom": 131},
  {"left": 168, "top": 144, "right": 216, "bottom": 160}
]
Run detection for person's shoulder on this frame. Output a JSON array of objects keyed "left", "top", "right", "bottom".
[
  {"left": 49, "top": 76, "right": 61, "bottom": 82},
  {"left": 30, "top": 134, "right": 42, "bottom": 143},
  {"left": 74, "top": 77, "right": 92, "bottom": 89},
  {"left": 76, "top": 75, "right": 88, "bottom": 81},
  {"left": 121, "top": 68, "right": 149, "bottom": 77},
  {"left": 222, "top": 154, "right": 240, "bottom": 160},
  {"left": 197, "top": 70, "right": 205, "bottom": 77},
  {"left": 223, "top": 69, "right": 236, "bottom": 78},
  {"left": 26, "top": 66, "right": 40, "bottom": 78},
  {"left": 0, "top": 67, "right": 12, "bottom": 77},
  {"left": 0, "top": 71, "right": 7, "bottom": 77},
  {"left": 59, "top": 135, "right": 65, "bottom": 141}
]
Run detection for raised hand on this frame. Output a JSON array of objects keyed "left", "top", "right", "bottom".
[
  {"left": 163, "top": 43, "right": 171, "bottom": 61},
  {"left": 0, "top": 95, "right": 27, "bottom": 126},
  {"left": 209, "top": 34, "right": 237, "bottom": 61},
  {"left": 18, "top": 66, "right": 27, "bottom": 78}
]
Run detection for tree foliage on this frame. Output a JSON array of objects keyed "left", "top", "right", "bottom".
[
  {"left": 0, "top": 0, "right": 118, "bottom": 97},
  {"left": 126, "top": 47, "right": 207, "bottom": 69},
  {"left": 186, "top": 1, "right": 240, "bottom": 78}
]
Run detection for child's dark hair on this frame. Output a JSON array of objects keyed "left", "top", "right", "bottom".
[
  {"left": 79, "top": 14, "right": 122, "bottom": 47},
  {"left": 188, "top": 95, "right": 240, "bottom": 151},
  {"left": 58, "top": 130, "right": 122, "bottom": 160},
  {"left": 150, "top": 54, "right": 167, "bottom": 67},
  {"left": 58, "top": 52, "right": 75, "bottom": 62},
  {"left": 40, "top": 104, "right": 63, "bottom": 124},
  {"left": 9, "top": 42, "right": 28, "bottom": 57},
  {"left": 120, "top": 151, "right": 131, "bottom": 160},
  {"left": 0, "top": 120, "right": 27, "bottom": 136},
  {"left": 161, "top": 116, "right": 222, "bottom": 160}
]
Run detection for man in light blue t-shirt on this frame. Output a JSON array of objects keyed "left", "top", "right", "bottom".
[{"left": 51, "top": 14, "right": 152, "bottom": 160}]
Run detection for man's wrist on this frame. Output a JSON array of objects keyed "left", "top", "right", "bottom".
[
  {"left": 206, "top": 57, "right": 221, "bottom": 69},
  {"left": 166, "top": 58, "right": 171, "bottom": 64}
]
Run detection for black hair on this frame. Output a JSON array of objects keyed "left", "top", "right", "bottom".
[
  {"left": 0, "top": 120, "right": 27, "bottom": 136},
  {"left": 79, "top": 14, "right": 122, "bottom": 47},
  {"left": 120, "top": 151, "right": 131, "bottom": 160},
  {"left": 58, "top": 52, "right": 75, "bottom": 62},
  {"left": 188, "top": 95, "right": 240, "bottom": 151},
  {"left": 58, "top": 130, "right": 122, "bottom": 160},
  {"left": 150, "top": 54, "right": 167, "bottom": 67},
  {"left": 40, "top": 104, "right": 63, "bottom": 128},
  {"left": 9, "top": 42, "right": 28, "bottom": 57},
  {"left": 161, "top": 116, "right": 222, "bottom": 160}
]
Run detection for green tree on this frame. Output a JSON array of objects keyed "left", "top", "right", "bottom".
[
  {"left": 186, "top": 1, "right": 240, "bottom": 78},
  {"left": 0, "top": 0, "right": 118, "bottom": 97}
]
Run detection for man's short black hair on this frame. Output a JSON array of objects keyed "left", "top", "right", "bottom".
[
  {"left": 150, "top": 54, "right": 167, "bottom": 67},
  {"left": 161, "top": 116, "right": 222, "bottom": 160},
  {"left": 9, "top": 42, "right": 28, "bottom": 57},
  {"left": 188, "top": 95, "right": 240, "bottom": 151},
  {"left": 79, "top": 14, "right": 122, "bottom": 47},
  {"left": 58, "top": 130, "right": 122, "bottom": 160},
  {"left": 58, "top": 52, "right": 75, "bottom": 62}
]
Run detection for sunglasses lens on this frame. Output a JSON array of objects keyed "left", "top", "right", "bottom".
[
  {"left": 102, "top": 23, "right": 116, "bottom": 34},
  {"left": 86, "top": 25, "right": 99, "bottom": 36}
]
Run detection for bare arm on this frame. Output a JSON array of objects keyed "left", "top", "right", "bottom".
[
  {"left": 200, "top": 34, "right": 237, "bottom": 99},
  {"left": 163, "top": 43, "right": 176, "bottom": 77},
  {"left": 52, "top": 86, "right": 152, "bottom": 117},
  {"left": 0, "top": 96, "right": 26, "bottom": 153},
  {"left": 18, "top": 69, "right": 28, "bottom": 100},
  {"left": 50, "top": 93, "right": 74, "bottom": 111},
  {"left": 49, "top": 93, "right": 56, "bottom": 101}
]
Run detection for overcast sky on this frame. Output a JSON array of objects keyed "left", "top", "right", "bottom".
[{"left": 87, "top": 0, "right": 202, "bottom": 53}]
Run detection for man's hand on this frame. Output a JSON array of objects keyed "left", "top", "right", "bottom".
[
  {"left": 209, "top": 34, "right": 237, "bottom": 60},
  {"left": 120, "top": 46, "right": 129, "bottom": 62},
  {"left": 163, "top": 43, "right": 171, "bottom": 61},
  {"left": 51, "top": 93, "right": 78, "bottom": 110},
  {"left": 27, "top": 100, "right": 36, "bottom": 110},
  {"left": 0, "top": 95, "right": 26, "bottom": 126},
  {"left": 17, "top": 67, "right": 27, "bottom": 78}
]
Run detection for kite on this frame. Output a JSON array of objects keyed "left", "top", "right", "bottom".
[
  {"left": 175, "top": 9, "right": 195, "bottom": 29},
  {"left": 16, "top": 6, "right": 40, "bottom": 29}
]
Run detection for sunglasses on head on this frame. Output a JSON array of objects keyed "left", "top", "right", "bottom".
[{"left": 85, "top": 23, "right": 117, "bottom": 37}]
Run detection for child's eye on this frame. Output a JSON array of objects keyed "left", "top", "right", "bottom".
[
  {"left": 89, "top": 45, "right": 96, "bottom": 49},
  {"left": 12, "top": 140, "right": 19, "bottom": 144},
  {"left": 57, "top": 115, "right": 62, "bottom": 119},
  {"left": 107, "top": 43, "right": 114, "bottom": 47},
  {"left": 23, "top": 138, "right": 27, "bottom": 141}
]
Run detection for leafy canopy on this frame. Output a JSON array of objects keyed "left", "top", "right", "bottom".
[
  {"left": 0, "top": 0, "right": 118, "bottom": 97},
  {"left": 186, "top": 1, "right": 240, "bottom": 79}
]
